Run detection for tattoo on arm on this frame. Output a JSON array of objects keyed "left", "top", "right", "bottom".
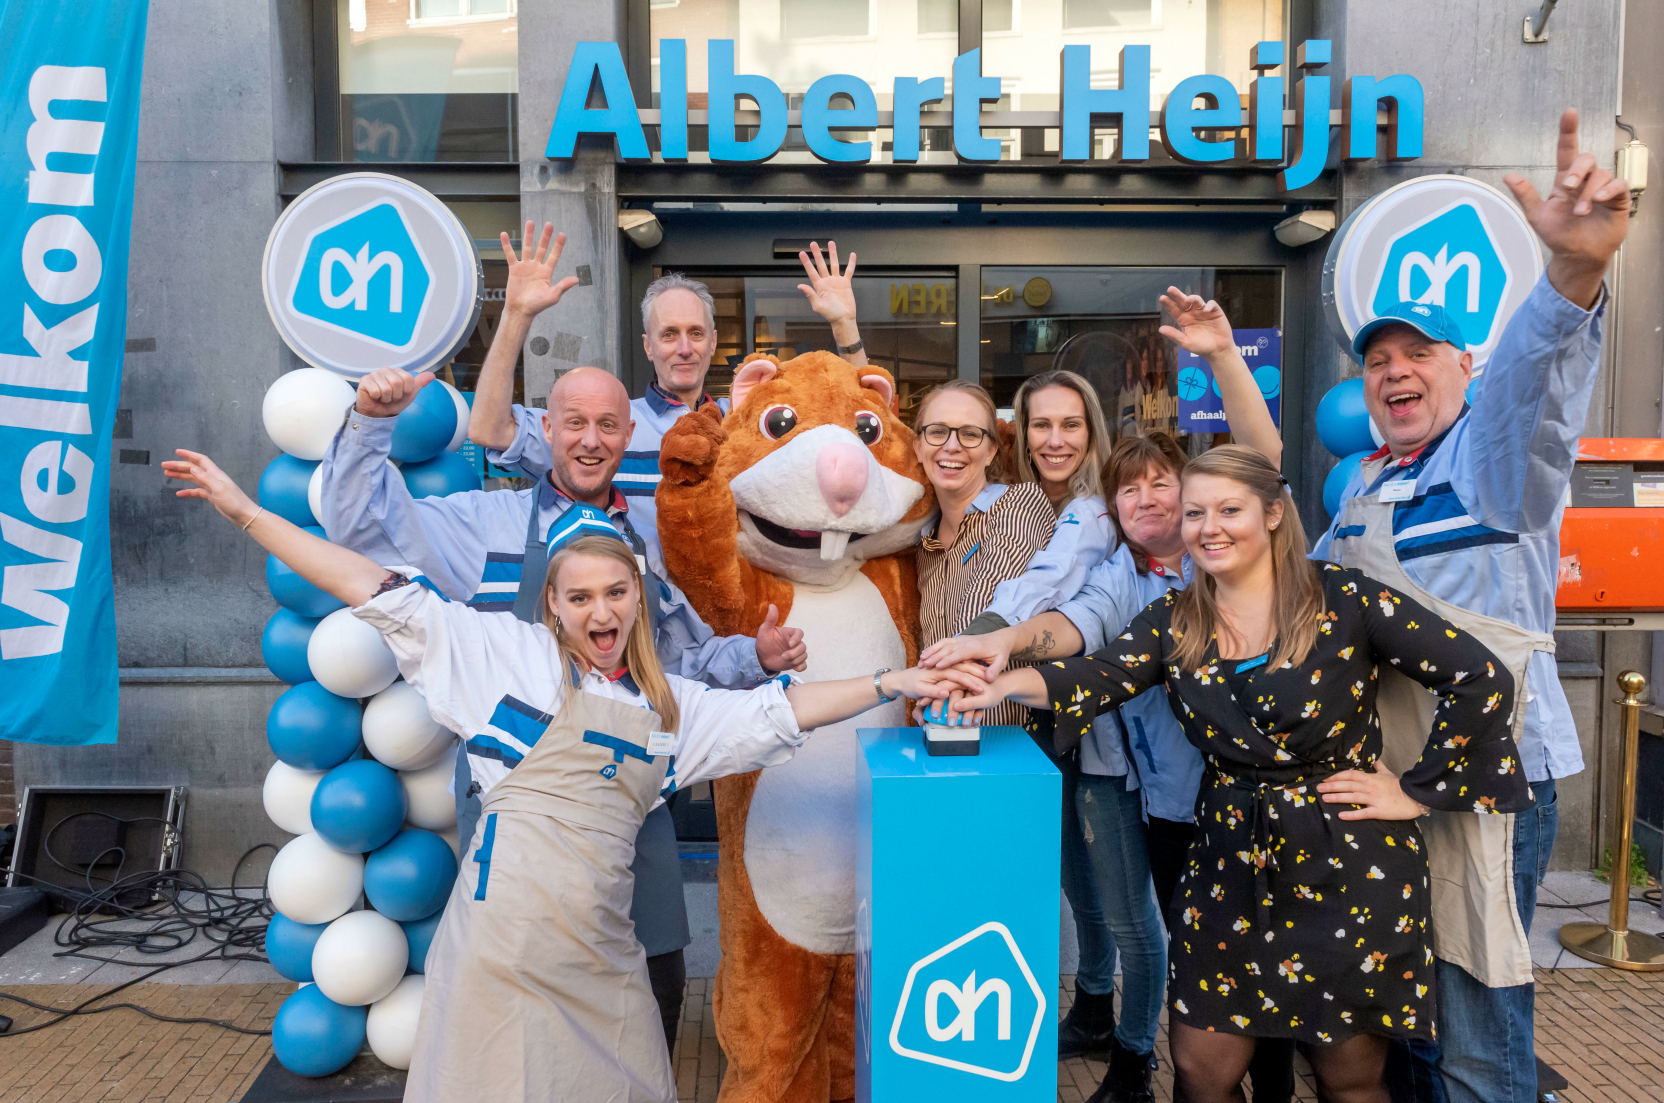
[{"left": 1011, "top": 630, "right": 1055, "bottom": 662}]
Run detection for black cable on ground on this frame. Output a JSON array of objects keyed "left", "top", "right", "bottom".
[{"left": 0, "top": 843, "right": 281, "bottom": 1038}]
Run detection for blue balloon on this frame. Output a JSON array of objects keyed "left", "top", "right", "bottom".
[
  {"left": 267, "top": 681, "right": 363, "bottom": 770},
  {"left": 366, "top": 829, "right": 458, "bottom": 921},
  {"left": 1323, "top": 450, "right": 1372, "bottom": 519},
  {"left": 311, "top": 759, "right": 407, "bottom": 853},
  {"left": 391, "top": 380, "right": 460, "bottom": 463},
  {"left": 258, "top": 454, "right": 320, "bottom": 527},
  {"left": 400, "top": 909, "right": 445, "bottom": 974},
  {"left": 272, "top": 984, "right": 366, "bottom": 1077},
  {"left": 262, "top": 608, "right": 321, "bottom": 685},
  {"left": 265, "top": 913, "right": 328, "bottom": 982},
  {"left": 1315, "top": 378, "right": 1377, "bottom": 459},
  {"left": 267, "top": 526, "right": 346, "bottom": 617},
  {"left": 401, "top": 451, "right": 481, "bottom": 500}
]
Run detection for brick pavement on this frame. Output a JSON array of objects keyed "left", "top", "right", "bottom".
[{"left": 0, "top": 969, "right": 1659, "bottom": 1101}]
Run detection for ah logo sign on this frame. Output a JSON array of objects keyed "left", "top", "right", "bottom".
[
  {"left": 1370, "top": 201, "right": 1508, "bottom": 354},
  {"left": 888, "top": 922, "right": 1046, "bottom": 1081},
  {"left": 290, "top": 201, "right": 431, "bottom": 349}
]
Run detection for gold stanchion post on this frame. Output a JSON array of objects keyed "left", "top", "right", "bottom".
[{"left": 1559, "top": 671, "right": 1664, "bottom": 970}]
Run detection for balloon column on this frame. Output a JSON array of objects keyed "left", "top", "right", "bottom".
[
  {"left": 258, "top": 368, "right": 471, "bottom": 1076},
  {"left": 1314, "top": 377, "right": 1385, "bottom": 519}
]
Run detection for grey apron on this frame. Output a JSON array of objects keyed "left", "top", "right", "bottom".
[
  {"left": 453, "top": 487, "right": 688, "bottom": 956},
  {"left": 408, "top": 687, "right": 676, "bottom": 1103},
  {"left": 1332, "top": 463, "right": 1550, "bottom": 988}
]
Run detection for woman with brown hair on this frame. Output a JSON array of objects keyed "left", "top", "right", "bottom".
[
  {"left": 161, "top": 448, "right": 968, "bottom": 1103},
  {"left": 950, "top": 446, "right": 1532, "bottom": 1103}
]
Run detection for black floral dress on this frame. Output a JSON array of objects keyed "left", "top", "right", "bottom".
[{"left": 1034, "top": 565, "right": 1532, "bottom": 1045}]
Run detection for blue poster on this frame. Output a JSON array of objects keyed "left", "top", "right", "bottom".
[
  {"left": 0, "top": 0, "right": 149, "bottom": 745},
  {"left": 1176, "top": 328, "right": 1282, "bottom": 433}
]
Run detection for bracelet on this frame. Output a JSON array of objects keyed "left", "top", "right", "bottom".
[
  {"left": 837, "top": 339, "right": 864, "bottom": 355},
  {"left": 241, "top": 507, "right": 264, "bottom": 532},
  {"left": 873, "top": 668, "right": 895, "bottom": 703}
]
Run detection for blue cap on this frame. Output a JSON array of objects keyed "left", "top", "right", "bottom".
[
  {"left": 546, "top": 503, "right": 625, "bottom": 557},
  {"left": 1352, "top": 301, "right": 1467, "bottom": 357}
]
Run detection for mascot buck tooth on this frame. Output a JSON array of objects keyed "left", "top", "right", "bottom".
[{"left": 658, "top": 351, "right": 933, "bottom": 1103}]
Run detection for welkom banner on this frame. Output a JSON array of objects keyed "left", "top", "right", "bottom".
[{"left": 0, "top": 0, "right": 149, "bottom": 745}]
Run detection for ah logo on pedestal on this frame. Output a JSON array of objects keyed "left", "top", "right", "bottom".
[
  {"left": 888, "top": 921, "right": 1046, "bottom": 1081},
  {"left": 289, "top": 200, "right": 432, "bottom": 349},
  {"left": 1370, "top": 201, "right": 1508, "bottom": 355}
]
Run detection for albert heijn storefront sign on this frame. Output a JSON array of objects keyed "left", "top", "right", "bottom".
[{"left": 546, "top": 40, "right": 1425, "bottom": 192}]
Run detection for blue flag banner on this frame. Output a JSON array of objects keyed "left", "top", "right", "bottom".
[
  {"left": 1176, "top": 327, "right": 1282, "bottom": 434},
  {"left": 0, "top": 0, "right": 149, "bottom": 745}
]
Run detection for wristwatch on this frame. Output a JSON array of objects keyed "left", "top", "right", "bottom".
[
  {"left": 873, "top": 668, "right": 895, "bottom": 703},
  {"left": 837, "top": 339, "right": 865, "bottom": 355}
]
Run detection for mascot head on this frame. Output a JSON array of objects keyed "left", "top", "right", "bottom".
[{"left": 718, "top": 351, "right": 934, "bottom": 586}]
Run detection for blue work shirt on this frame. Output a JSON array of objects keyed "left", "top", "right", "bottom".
[
  {"left": 489, "top": 382, "right": 729, "bottom": 566},
  {"left": 984, "top": 495, "right": 1112, "bottom": 625},
  {"left": 1311, "top": 274, "right": 1606, "bottom": 783},
  {"left": 1058, "top": 545, "right": 1206, "bottom": 823},
  {"left": 318, "top": 411, "right": 767, "bottom": 689}
]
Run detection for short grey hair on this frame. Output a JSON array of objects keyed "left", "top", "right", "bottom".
[{"left": 641, "top": 272, "right": 716, "bottom": 334}]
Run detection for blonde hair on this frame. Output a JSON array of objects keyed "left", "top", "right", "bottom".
[
  {"left": 541, "top": 535, "right": 681, "bottom": 733},
  {"left": 1012, "top": 371, "right": 1107, "bottom": 505},
  {"left": 914, "top": 380, "right": 1012, "bottom": 482},
  {"left": 1169, "top": 446, "right": 1324, "bottom": 672}
]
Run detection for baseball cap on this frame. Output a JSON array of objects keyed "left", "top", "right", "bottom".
[{"left": 1352, "top": 301, "right": 1468, "bottom": 357}]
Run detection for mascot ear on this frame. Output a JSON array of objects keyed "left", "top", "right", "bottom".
[
  {"left": 859, "top": 370, "right": 897, "bottom": 415},
  {"left": 731, "top": 357, "right": 779, "bottom": 410}
]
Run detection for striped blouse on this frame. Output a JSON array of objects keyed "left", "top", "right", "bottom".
[{"left": 917, "top": 481, "right": 1059, "bottom": 728}]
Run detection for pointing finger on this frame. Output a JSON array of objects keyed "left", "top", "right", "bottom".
[{"left": 1554, "top": 108, "right": 1580, "bottom": 176}]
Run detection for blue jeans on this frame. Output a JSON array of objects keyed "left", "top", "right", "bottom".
[
  {"left": 1061, "top": 770, "right": 1167, "bottom": 1055},
  {"left": 1388, "top": 778, "right": 1558, "bottom": 1103}
]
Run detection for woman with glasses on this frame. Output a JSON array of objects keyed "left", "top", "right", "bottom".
[{"left": 913, "top": 381, "right": 1059, "bottom": 728}]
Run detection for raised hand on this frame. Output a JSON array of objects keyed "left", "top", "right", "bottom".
[
  {"left": 755, "top": 603, "right": 809, "bottom": 672},
  {"left": 504, "top": 221, "right": 582, "bottom": 320},
  {"left": 162, "top": 449, "right": 259, "bottom": 527},
  {"left": 1504, "top": 109, "right": 1630, "bottom": 307},
  {"left": 1158, "top": 287, "right": 1236, "bottom": 359},
  {"left": 797, "top": 241, "right": 858, "bottom": 327},
  {"left": 355, "top": 366, "right": 434, "bottom": 418}
]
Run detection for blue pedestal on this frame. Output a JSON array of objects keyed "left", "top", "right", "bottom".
[{"left": 856, "top": 726, "right": 1061, "bottom": 1102}]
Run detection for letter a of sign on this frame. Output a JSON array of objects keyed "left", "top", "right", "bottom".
[{"left": 546, "top": 42, "right": 650, "bottom": 161}]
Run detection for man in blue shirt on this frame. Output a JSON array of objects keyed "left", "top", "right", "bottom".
[{"left": 1312, "top": 110, "right": 1632, "bottom": 1103}]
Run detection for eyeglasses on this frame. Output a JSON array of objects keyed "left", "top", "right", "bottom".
[{"left": 919, "top": 422, "right": 992, "bottom": 448}]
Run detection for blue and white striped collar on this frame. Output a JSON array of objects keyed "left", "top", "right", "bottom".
[
  {"left": 540, "top": 475, "right": 628, "bottom": 518},
  {"left": 645, "top": 380, "right": 716, "bottom": 417}
]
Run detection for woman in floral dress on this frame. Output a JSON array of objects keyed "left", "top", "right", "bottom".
[{"left": 952, "top": 446, "right": 1532, "bottom": 1103}]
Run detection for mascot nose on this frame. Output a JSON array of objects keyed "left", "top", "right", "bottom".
[{"left": 815, "top": 442, "right": 870, "bottom": 518}]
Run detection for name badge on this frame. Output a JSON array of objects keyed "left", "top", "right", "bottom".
[
  {"left": 647, "top": 731, "right": 677, "bottom": 756},
  {"left": 1379, "top": 479, "right": 1416, "bottom": 503},
  {"left": 636, "top": 554, "right": 650, "bottom": 579}
]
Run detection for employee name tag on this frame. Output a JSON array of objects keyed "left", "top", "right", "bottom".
[
  {"left": 636, "top": 554, "right": 649, "bottom": 579},
  {"left": 1379, "top": 479, "right": 1416, "bottom": 503},
  {"left": 647, "top": 731, "right": 677, "bottom": 756}
]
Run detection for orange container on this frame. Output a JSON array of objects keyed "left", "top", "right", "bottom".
[{"left": 1556, "top": 439, "right": 1664, "bottom": 611}]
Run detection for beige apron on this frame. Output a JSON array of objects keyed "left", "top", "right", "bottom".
[
  {"left": 1332, "top": 465, "right": 1550, "bottom": 988},
  {"left": 405, "top": 686, "right": 676, "bottom": 1103}
]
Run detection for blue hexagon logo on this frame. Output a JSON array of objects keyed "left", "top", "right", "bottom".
[
  {"left": 290, "top": 201, "right": 432, "bottom": 349},
  {"left": 887, "top": 922, "right": 1046, "bottom": 1081},
  {"left": 1370, "top": 201, "right": 1509, "bottom": 352}
]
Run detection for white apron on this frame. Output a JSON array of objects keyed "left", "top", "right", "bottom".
[
  {"left": 1332, "top": 466, "right": 1549, "bottom": 988},
  {"left": 405, "top": 687, "right": 676, "bottom": 1103}
]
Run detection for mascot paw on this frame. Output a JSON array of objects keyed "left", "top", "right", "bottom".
[{"left": 660, "top": 402, "right": 728, "bottom": 485}]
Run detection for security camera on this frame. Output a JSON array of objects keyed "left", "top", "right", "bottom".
[{"left": 618, "top": 209, "right": 663, "bottom": 249}]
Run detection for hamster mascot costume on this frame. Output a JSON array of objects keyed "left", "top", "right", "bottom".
[{"left": 657, "top": 351, "right": 934, "bottom": 1102}]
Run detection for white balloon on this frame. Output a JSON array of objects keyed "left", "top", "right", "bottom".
[
  {"left": 312, "top": 910, "right": 408, "bottom": 1006},
  {"left": 269, "top": 832, "right": 365, "bottom": 924},
  {"left": 308, "top": 607, "right": 400, "bottom": 699},
  {"left": 367, "top": 974, "right": 426, "bottom": 1069},
  {"left": 262, "top": 761, "right": 325, "bottom": 836},
  {"left": 307, "top": 464, "right": 324, "bottom": 528},
  {"left": 400, "top": 744, "right": 459, "bottom": 831},
  {"left": 436, "top": 823, "right": 461, "bottom": 858},
  {"left": 262, "top": 368, "right": 356, "bottom": 461},
  {"left": 439, "top": 380, "right": 470, "bottom": 452},
  {"left": 363, "top": 682, "right": 453, "bottom": 770}
]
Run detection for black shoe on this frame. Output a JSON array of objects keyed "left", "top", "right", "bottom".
[
  {"left": 1058, "top": 987, "right": 1117, "bottom": 1059},
  {"left": 1085, "top": 1037, "right": 1156, "bottom": 1103}
]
